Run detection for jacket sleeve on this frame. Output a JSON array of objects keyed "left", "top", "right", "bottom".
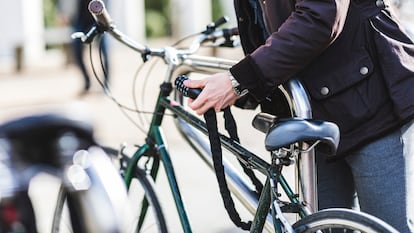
[{"left": 230, "top": 0, "right": 351, "bottom": 101}]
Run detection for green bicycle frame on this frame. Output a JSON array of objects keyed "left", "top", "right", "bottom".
[{"left": 122, "top": 81, "right": 307, "bottom": 232}]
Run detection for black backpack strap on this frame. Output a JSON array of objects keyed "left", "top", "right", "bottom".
[
  {"left": 204, "top": 108, "right": 252, "bottom": 231},
  {"left": 222, "top": 107, "right": 263, "bottom": 196}
]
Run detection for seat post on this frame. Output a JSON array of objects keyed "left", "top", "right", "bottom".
[{"left": 281, "top": 79, "right": 317, "bottom": 213}]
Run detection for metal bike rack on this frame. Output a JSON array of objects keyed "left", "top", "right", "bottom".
[{"left": 281, "top": 79, "right": 317, "bottom": 212}]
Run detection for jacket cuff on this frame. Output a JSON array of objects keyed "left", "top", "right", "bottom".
[{"left": 230, "top": 55, "right": 271, "bottom": 101}]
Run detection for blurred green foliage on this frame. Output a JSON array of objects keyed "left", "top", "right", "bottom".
[
  {"left": 43, "top": 0, "right": 58, "bottom": 27},
  {"left": 145, "top": 0, "right": 223, "bottom": 38},
  {"left": 212, "top": 0, "right": 224, "bottom": 23},
  {"left": 145, "top": 0, "right": 171, "bottom": 37}
]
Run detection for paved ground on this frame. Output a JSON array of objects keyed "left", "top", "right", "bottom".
[{"left": 0, "top": 39, "right": 277, "bottom": 233}]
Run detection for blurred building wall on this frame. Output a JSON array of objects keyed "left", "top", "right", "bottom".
[
  {"left": 0, "top": 0, "right": 24, "bottom": 56},
  {"left": 0, "top": 0, "right": 44, "bottom": 66},
  {"left": 110, "top": 0, "right": 145, "bottom": 42},
  {"left": 0, "top": 0, "right": 146, "bottom": 71},
  {"left": 170, "top": 0, "right": 212, "bottom": 39}
]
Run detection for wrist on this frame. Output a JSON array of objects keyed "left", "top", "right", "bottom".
[{"left": 228, "top": 72, "right": 248, "bottom": 97}]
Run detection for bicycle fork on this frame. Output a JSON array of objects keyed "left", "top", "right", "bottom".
[
  {"left": 250, "top": 156, "right": 312, "bottom": 233},
  {"left": 124, "top": 82, "right": 194, "bottom": 233}
]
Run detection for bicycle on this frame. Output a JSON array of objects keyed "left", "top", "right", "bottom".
[
  {"left": 63, "top": 0, "right": 399, "bottom": 232},
  {"left": 0, "top": 110, "right": 132, "bottom": 233}
]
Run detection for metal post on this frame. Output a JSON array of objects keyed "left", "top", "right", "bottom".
[{"left": 281, "top": 79, "right": 318, "bottom": 212}]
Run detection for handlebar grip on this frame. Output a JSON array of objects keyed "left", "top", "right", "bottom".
[
  {"left": 175, "top": 76, "right": 202, "bottom": 99},
  {"left": 213, "top": 16, "right": 229, "bottom": 28},
  {"left": 204, "top": 16, "right": 229, "bottom": 34},
  {"left": 88, "top": 0, "right": 112, "bottom": 28},
  {"left": 229, "top": 27, "right": 239, "bottom": 36},
  {"left": 221, "top": 27, "right": 239, "bottom": 38}
]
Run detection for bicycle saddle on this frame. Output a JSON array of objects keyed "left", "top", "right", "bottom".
[
  {"left": 0, "top": 113, "right": 95, "bottom": 168},
  {"left": 252, "top": 113, "right": 340, "bottom": 155}
]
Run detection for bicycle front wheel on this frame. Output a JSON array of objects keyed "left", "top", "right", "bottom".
[
  {"left": 292, "top": 208, "right": 399, "bottom": 233},
  {"left": 103, "top": 146, "right": 168, "bottom": 233},
  {"left": 52, "top": 147, "right": 168, "bottom": 233},
  {"left": 126, "top": 167, "right": 168, "bottom": 233}
]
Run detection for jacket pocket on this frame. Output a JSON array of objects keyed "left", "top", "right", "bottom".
[
  {"left": 304, "top": 50, "right": 373, "bottom": 100},
  {"left": 298, "top": 1, "right": 390, "bottom": 133},
  {"left": 301, "top": 49, "right": 387, "bottom": 133}
]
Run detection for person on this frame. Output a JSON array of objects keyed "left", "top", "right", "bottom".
[
  {"left": 184, "top": 0, "right": 414, "bottom": 232},
  {"left": 57, "top": 0, "right": 110, "bottom": 94}
]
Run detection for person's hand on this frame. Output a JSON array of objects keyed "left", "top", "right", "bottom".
[{"left": 183, "top": 72, "right": 239, "bottom": 115}]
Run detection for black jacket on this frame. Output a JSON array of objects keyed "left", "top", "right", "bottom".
[{"left": 230, "top": 0, "right": 414, "bottom": 156}]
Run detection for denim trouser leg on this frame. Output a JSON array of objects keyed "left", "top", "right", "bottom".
[
  {"left": 316, "top": 155, "right": 355, "bottom": 209},
  {"left": 401, "top": 119, "right": 414, "bottom": 233},
  {"left": 317, "top": 119, "right": 414, "bottom": 233}
]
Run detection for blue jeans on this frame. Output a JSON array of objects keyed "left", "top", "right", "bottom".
[{"left": 316, "top": 119, "right": 414, "bottom": 233}]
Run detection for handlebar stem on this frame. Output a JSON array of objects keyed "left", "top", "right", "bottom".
[{"left": 163, "top": 47, "right": 181, "bottom": 66}]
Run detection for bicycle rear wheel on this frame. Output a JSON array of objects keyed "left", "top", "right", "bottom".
[{"left": 292, "top": 208, "right": 398, "bottom": 233}]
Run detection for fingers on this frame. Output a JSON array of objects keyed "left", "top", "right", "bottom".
[
  {"left": 183, "top": 78, "right": 209, "bottom": 113},
  {"left": 189, "top": 91, "right": 212, "bottom": 114},
  {"left": 183, "top": 72, "right": 239, "bottom": 115}
]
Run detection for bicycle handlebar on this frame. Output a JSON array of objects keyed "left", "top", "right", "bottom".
[
  {"left": 88, "top": 0, "right": 113, "bottom": 28},
  {"left": 83, "top": 0, "right": 239, "bottom": 60}
]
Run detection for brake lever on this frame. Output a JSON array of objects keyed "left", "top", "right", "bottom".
[
  {"left": 203, "top": 16, "right": 229, "bottom": 34},
  {"left": 71, "top": 25, "right": 101, "bottom": 44}
]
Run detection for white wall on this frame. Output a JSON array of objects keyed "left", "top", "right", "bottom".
[
  {"left": 0, "top": 0, "right": 44, "bottom": 63},
  {"left": 110, "top": 0, "right": 146, "bottom": 42},
  {"left": 21, "top": 0, "right": 45, "bottom": 62},
  {"left": 0, "top": 0, "right": 23, "bottom": 57},
  {"left": 170, "top": 0, "right": 212, "bottom": 39}
]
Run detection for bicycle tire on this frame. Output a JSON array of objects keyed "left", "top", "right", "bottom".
[
  {"left": 127, "top": 167, "right": 168, "bottom": 233},
  {"left": 103, "top": 146, "right": 168, "bottom": 233},
  {"left": 51, "top": 185, "right": 70, "bottom": 233},
  {"left": 51, "top": 189, "right": 90, "bottom": 233},
  {"left": 52, "top": 188, "right": 91, "bottom": 233},
  {"left": 51, "top": 147, "right": 168, "bottom": 233},
  {"left": 292, "top": 208, "right": 399, "bottom": 233}
]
